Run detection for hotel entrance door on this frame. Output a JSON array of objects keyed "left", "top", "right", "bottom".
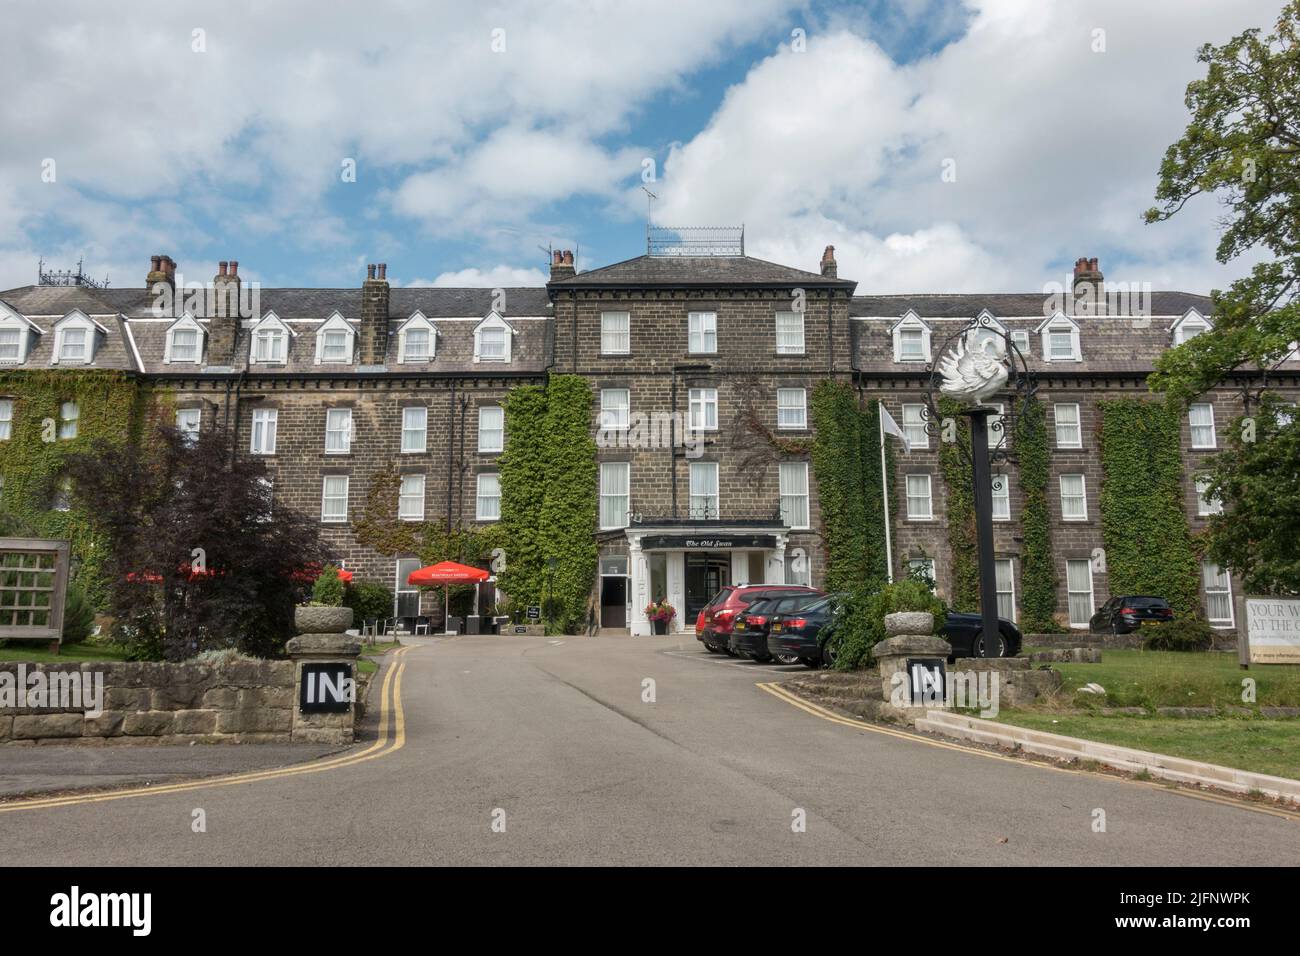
[{"left": 685, "top": 552, "right": 731, "bottom": 620}]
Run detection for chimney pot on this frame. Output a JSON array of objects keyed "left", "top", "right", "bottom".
[
  {"left": 367, "top": 263, "right": 376, "bottom": 280},
  {"left": 151, "top": 255, "right": 161, "bottom": 272},
  {"left": 218, "top": 260, "right": 228, "bottom": 277},
  {"left": 229, "top": 260, "right": 237, "bottom": 277},
  {"left": 562, "top": 250, "right": 574, "bottom": 265},
  {"left": 378, "top": 263, "right": 387, "bottom": 280},
  {"left": 553, "top": 250, "right": 563, "bottom": 265}
]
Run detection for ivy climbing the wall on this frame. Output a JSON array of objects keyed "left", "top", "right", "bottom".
[
  {"left": 0, "top": 369, "right": 145, "bottom": 606},
  {"left": 1097, "top": 398, "right": 1201, "bottom": 616},
  {"left": 498, "top": 375, "right": 597, "bottom": 634},
  {"left": 1013, "top": 396, "right": 1062, "bottom": 633},
  {"left": 809, "top": 381, "right": 890, "bottom": 592},
  {"left": 937, "top": 397, "right": 979, "bottom": 611}
]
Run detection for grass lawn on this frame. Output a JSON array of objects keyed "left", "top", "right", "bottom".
[
  {"left": 998, "top": 649, "right": 1300, "bottom": 779},
  {"left": 0, "top": 642, "right": 130, "bottom": 664},
  {"left": 356, "top": 641, "right": 401, "bottom": 675}
]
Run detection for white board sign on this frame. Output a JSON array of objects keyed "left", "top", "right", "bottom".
[{"left": 1244, "top": 597, "right": 1300, "bottom": 664}]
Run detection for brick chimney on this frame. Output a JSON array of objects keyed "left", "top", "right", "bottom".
[
  {"left": 1072, "top": 256, "right": 1103, "bottom": 313},
  {"left": 146, "top": 254, "right": 176, "bottom": 290},
  {"left": 208, "top": 259, "right": 242, "bottom": 365},
  {"left": 359, "top": 262, "right": 390, "bottom": 366},
  {"left": 820, "top": 245, "right": 837, "bottom": 279},
  {"left": 549, "top": 249, "right": 576, "bottom": 281}
]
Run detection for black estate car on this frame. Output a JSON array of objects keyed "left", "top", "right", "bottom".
[
  {"left": 1089, "top": 596, "right": 1173, "bottom": 634},
  {"left": 730, "top": 591, "right": 826, "bottom": 662},
  {"left": 767, "top": 594, "right": 847, "bottom": 668}
]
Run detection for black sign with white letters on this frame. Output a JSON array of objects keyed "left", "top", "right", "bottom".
[
  {"left": 639, "top": 534, "right": 777, "bottom": 551},
  {"left": 299, "top": 663, "right": 354, "bottom": 713}
]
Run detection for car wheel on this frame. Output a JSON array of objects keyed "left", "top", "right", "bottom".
[
  {"left": 774, "top": 653, "right": 800, "bottom": 665},
  {"left": 751, "top": 652, "right": 773, "bottom": 663},
  {"left": 703, "top": 644, "right": 720, "bottom": 654},
  {"left": 799, "top": 657, "right": 820, "bottom": 669},
  {"left": 974, "top": 633, "right": 1007, "bottom": 657},
  {"left": 723, "top": 647, "right": 738, "bottom": 657},
  {"left": 822, "top": 641, "right": 838, "bottom": 668}
]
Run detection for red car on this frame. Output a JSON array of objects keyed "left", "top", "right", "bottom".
[{"left": 695, "top": 584, "right": 821, "bottom": 655}]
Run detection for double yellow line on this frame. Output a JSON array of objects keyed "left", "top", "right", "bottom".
[
  {"left": 0, "top": 645, "right": 415, "bottom": 814},
  {"left": 758, "top": 681, "right": 1300, "bottom": 822}
]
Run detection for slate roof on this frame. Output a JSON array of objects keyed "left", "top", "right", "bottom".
[
  {"left": 849, "top": 291, "right": 1214, "bottom": 318},
  {"left": 548, "top": 255, "right": 856, "bottom": 289}
]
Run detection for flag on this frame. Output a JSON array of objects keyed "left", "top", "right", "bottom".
[{"left": 878, "top": 404, "right": 911, "bottom": 454}]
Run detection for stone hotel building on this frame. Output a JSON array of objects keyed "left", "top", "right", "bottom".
[{"left": 1, "top": 241, "right": 1295, "bottom": 636}]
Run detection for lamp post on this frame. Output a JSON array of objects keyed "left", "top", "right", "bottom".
[{"left": 925, "top": 315, "right": 1035, "bottom": 658}]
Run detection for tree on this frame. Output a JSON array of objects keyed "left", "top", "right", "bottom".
[
  {"left": 1145, "top": 3, "right": 1300, "bottom": 592},
  {"left": 63, "top": 425, "right": 330, "bottom": 660}
]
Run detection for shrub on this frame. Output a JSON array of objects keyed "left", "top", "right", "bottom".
[
  {"left": 345, "top": 581, "right": 393, "bottom": 622},
  {"left": 830, "top": 580, "right": 947, "bottom": 671},
  {"left": 60, "top": 580, "right": 96, "bottom": 646},
  {"left": 194, "top": 648, "right": 259, "bottom": 667},
  {"left": 311, "top": 565, "right": 346, "bottom": 607},
  {"left": 1141, "top": 616, "right": 1217, "bottom": 652}
]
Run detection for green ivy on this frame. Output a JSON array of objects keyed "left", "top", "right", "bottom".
[
  {"left": 1014, "top": 397, "right": 1062, "bottom": 632},
  {"left": 809, "top": 382, "right": 889, "bottom": 592},
  {"left": 499, "top": 375, "right": 597, "bottom": 634},
  {"left": 0, "top": 370, "right": 145, "bottom": 606},
  {"left": 938, "top": 397, "right": 979, "bottom": 610},
  {"left": 1098, "top": 398, "right": 1201, "bottom": 615}
]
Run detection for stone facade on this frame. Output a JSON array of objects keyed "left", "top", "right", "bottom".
[{"left": 2, "top": 247, "right": 1297, "bottom": 634}]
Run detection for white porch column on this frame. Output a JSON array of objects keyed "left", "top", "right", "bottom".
[
  {"left": 769, "top": 533, "right": 788, "bottom": 585},
  {"left": 668, "top": 552, "right": 686, "bottom": 633},
  {"left": 629, "top": 536, "right": 650, "bottom": 636}
]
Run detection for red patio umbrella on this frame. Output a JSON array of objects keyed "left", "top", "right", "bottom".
[{"left": 406, "top": 561, "right": 490, "bottom": 634}]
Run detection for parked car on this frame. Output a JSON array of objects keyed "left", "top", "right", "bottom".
[
  {"left": 696, "top": 585, "right": 821, "bottom": 655},
  {"left": 730, "top": 591, "right": 827, "bottom": 662},
  {"left": 939, "top": 612, "right": 1023, "bottom": 658},
  {"left": 767, "top": 593, "right": 848, "bottom": 668},
  {"left": 1089, "top": 596, "right": 1173, "bottom": 635}
]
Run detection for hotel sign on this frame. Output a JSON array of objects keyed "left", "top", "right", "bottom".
[
  {"left": 639, "top": 534, "right": 778, "bottom": 551},
  {"left": 1244, "top": 597, "right": 1300, "bottom": 664}
]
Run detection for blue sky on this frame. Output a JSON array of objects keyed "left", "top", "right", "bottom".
[{"left": 0, "top": 0, "right": 1285, "bottom": 295}]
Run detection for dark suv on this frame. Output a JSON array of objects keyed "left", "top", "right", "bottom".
[
  {"left": 768, "top": 593, "right": 847, "bottom": 668},
  {"left": 730, "top": 591, "right": 827, "bottom": 661},
  {"left": 696, "top": 585, "right": 820, "bottom": 655},
  {"left": 939, "top": 612, "right": 1023, "bottom": 658},
  {"left": 1089, "top": 596, "right": 1173, "bottom": 635}
]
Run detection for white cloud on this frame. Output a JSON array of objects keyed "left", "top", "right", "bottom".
[{"left": 407, "top": 265, "right": 549, "bottom": 288}]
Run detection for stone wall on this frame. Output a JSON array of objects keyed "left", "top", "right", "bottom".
[{"left": 0, "top": 658, "right": 295, "bottom": 745}]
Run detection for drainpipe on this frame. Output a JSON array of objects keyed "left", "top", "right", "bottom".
[
  {"left": 456, "top": 393, "right": 469, "bottom": 530},
  {"left": 446, "top": 380, "right": 457, "bottom": 533}
]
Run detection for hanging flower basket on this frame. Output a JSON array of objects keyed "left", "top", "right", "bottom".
[{"left": 645, "top": 601, "right": 676, "bottom": 634}]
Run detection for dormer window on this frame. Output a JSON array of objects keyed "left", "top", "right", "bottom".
[
  {"left": 50, "top": 311, "right": 106, "bottom": 366},
  {"left": 1173, "top": 309, "right": 1212, "bottom": 346},
  {"left": 0, "top": 302, "right": 40, "bottom": 363},
  {"left": 313, "top": 312, "right": 355, "bottom": 365},
  {"left": 249, "top": 312, "right": 294, "bottom": 365},
  {"left": 891, "top": 313, "right": 931, "bottom": 363},
  {"left": 1036, "top": 313, "right": 1082, "bottom": 362},
  {"left": 397, "top": 311, "right": 438, "bottom": 364},
  {"left": 473, "top": 313, "right": 513, "bottom": 364},
  {"left": 163, "top": 314, "right": 205, "bottom": 364}
]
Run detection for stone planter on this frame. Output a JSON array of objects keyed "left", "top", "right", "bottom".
[{"left": 294, "top": 605, "right": 354, "bottom": 635}]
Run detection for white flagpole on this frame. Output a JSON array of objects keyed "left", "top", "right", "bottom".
[{"left": 878, "top": 402, "right": 894, "bottom": 583}]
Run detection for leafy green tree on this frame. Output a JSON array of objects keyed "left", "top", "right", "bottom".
[{"left": 1146, "top": 3, "right": 1300, "bottom": 592}]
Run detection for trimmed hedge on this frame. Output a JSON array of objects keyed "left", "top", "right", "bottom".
[{"left": 1141, "top": 617, "right": 1217, "bottom": 652}]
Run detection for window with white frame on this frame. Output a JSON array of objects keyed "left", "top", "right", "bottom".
[
  {"left": 58, "top": 401, "right": 78, "bottom": 440},
  {"left": 1060, "top": 473, "right": 1087, "bottom": 520},
  {"left": 318, "top": 328, "right": 351, "bottom": 364},
  {"left": 0, "top": 329, "right": 20, "bottom": 362},
  {"left": 474, "top": 315, "right": 511, "bottom": 363},
  {"left": 476, "top": 473, "right": 501, "bottom": 521},
  {"left": 478, "top": 406, "right": 504, "bottom": 453},
  {"left": 597, "top": 389, "right": 628, "bottom": 433},
  {"left": 688, "top": 312, "right": 717, "bottom": 354},
  {"left": 689, "top": 462, "right": 719, "bottom": 519},
  {"left": 0, "top": 309, "right": 36, "bottom": 363},
  {"left": 0, "top": 399, "right": 12, "bottom": 440},
  {"left": 1040, "top": 316, "right": 1081, "bottom": 362},
  {"left": 776, "top": 388, "right": 807, "bottom": 429},
  {"left": 601, "top": 312, "right": 630, "bottom": 355},
  {"left": 52, "top": 476, "right": 72, "bottom": 512},
  {"left": 599, "top": 462, "right": 630, "bottom": 530},
  {"left": 1054, "top": 403, "right": 1081, "bottom": 448},
  {"left": 398, "top": 474, "right": 425, "bottom": 521},
  {"left": 1202, "top": 562, "right": 1233, "bottom": 627},
  {"left": 165, "top": 317, "right": 203, "bottom": 364},
  {"left": 325, "top": 408, "right": 352, "bottom": 454},
  {"left": 902, "top": 404, "right": 928, "bottom": 450},
  {"left": 401, "top": 406, "right": 427, "bottom": 453},
  {"left": 1196, "top": 476, "right": 1223, "bottom": 516},
  {"left": 1175, "top": 312, "right": 1211, "bottom": 345},
  {"left": 252, "top": 323, "right": 288, "bottom": 363},
  {"left": 395, "top": 558, "right": 422, "bottom": 619},
  {"left": 176, "top": 407, "right": 201, "bottom": 442},
  {"left": 995, "top": 559, "right": 1016, "bottom": 622},
  {"left": 775, "top": 311, "right": 804, "bottom": 354},
  {"left": 398, "top": 313, "right": 436, "bottom": 363},
  {"left": 688, "top": 388, "right": 718, "bottom": 430},
  {"left": 991, "top": 473, "right": 1010, "bottom": 520},
  {"left": 905, "top": 474, "right": 932, "bottom": 519},
  {"left": 321, "top": 476, "right": 349, "bottom": 523},
  {"left": 908, "top": 557, "right": 937, "bottom": 592},
  {"left": 1189, "top": 403, "right": 1216, "bottom": 449},
  {"left": 250, "top": 408, "right": 277, "bottom": 455},
  {"left": 779, "top": 462, "right": 810, "bottom": 529},
  {"left": 989, "top": 402, "right": 1008, "bottom": 450},
  {"left": 894, "top": 317, "right": 930, "bottom": 363},
  {"left": 59, "top": 327, "right": 88, "bottom": 363},
  {"left": 1010, "top": 329, "right": 1031, "bottom": 356},
  {"left": 1066, "top": 559, "right": 1094, "bottom": 627}
]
